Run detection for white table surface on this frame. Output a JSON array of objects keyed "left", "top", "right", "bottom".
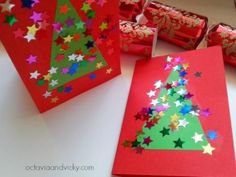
[{"left": 0, "top": 0, "right": 235, "bottom": 177}]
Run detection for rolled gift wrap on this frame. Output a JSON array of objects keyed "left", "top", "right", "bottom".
[
  {"left": 119, "top": 0, "right": 145, "bottom": 21},
  {"left": 143, "top": 1, "right": 208, "bottom": 49},
  {"left": 120, "top": 20, "right": 158, "bottom": 58},
  {"left": 206, "top": 23, "right": 236, "bottom": 66}
]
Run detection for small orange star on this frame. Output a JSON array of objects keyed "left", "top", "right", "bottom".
[
  {"left": 90, "top": 48, "right": 97, "bottom": 54},
  {"left": 61, "top": 44, "right": 70, "bottom": 51},
  {"left": 60, "top": 4, "right": 69, "bottom": 14},
  {"left": 106, "top": 68, "right": 113, "bottom": 74},
  {"left": 152, "top": 117, "right": 160, "bottom": 124},
  {"left": 169, "top": 122, "right": 179, "bottom": 131},
  {"left": 51, "top": 97, "right": 59, "bottom": 103},
  {"left": 73, "top": 33, "right": 80, "bottom": 41}
]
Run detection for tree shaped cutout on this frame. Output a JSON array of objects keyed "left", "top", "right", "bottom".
[
  {"left": 124, "top": 57, "right": 213, "bottom": 153},
  {"left": 49, "top": 0, "right": 107, "bottom": 90}
]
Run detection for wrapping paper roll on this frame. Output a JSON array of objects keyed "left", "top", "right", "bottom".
[
  {"left": 120, "top": 20, "right": 158, "bottom": 58},
  {"left": 206, "top": 23, "right": 236, "bottom": 66},
  {"left": 119, "top": 0, "right": 145, "bottom": 21},
  {"left": 143, "top": 1, "right": 208, "bottom": 49}
]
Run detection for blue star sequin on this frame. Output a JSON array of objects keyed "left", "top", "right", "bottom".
[
  {"left": 89, "top": 73, "right": 96, "bottom": 80},
  {"left": 21, "top": 0, "right": 34, "bottom": 8},
  {"left": 64, "top": 86, "right": 73, "bottom": 93},
  {"left": 180, "top": 105, "right": 192, "bottom": 115},
  {"left": 85, "top": 40, "right": 94, "bottom": 49},
  {"left": 207, "top": 131, "right": 218, "bottom": 140},
  {"left": 179, "top": 70, "right": 188, "bottom": 77},
  {"left": 68, "top": 63, "right": 79, "bottom": 75},
  {"left": 178, "top": 79, "right": 187, "bottom": 86}
]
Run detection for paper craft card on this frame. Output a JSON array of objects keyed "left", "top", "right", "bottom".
[
  {"left": 0, "top": 0, "right": 120, "bottom": 112},
  {"left": 113, "top": 46, "right": 236, "bottom": 177}
]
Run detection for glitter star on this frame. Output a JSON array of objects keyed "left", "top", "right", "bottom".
[
  {"left": 30, "top": 70, "right": 40, "bottom": 79},
  {"left": 99, "top": 22, "right": 108, "bottom": 31},
  {"left": 160, "top": 127, "right": 170, "bottom": 137},
  {"left": 173, "top": 138, "right": 184, "bottom": 148},
  {"left": 43, "top": 91, "right": 52, "bottom": 98},
  {"left": 26, "top": 55, "right": 37, "bottom": 64},
  {"left": 5, "top": 14, "right": 17, "bottom": 26},
  {"left": 0, "top": 0, "right": 15, "bottom": 12},
  {"left": 30, "top": 11, "right": 42, "bottom": 23},
  {"left": 49, "top": 80, "right": 58, "bottom": 87},
  {"left": 13, "top": 28, "right": 24, "bottom": 38},
  {"left": 60, "top": 4, "right": 69, "bottom": 14},
  {"left": 21, "top": 0, "right": 34, "bottom": 8},
  {"left": 24, "top": 33, "right": 36, "bottom": 42},
  {"left": 96, "top": 62, "right": 103, "bottom": 69},
  {"left": 106, "top": 68, "right": 113, "bottom": 74},
  {"left": 192, "top": 132, "right": 203, "bottom": 143},
  {"left": 154, "top": 80, "right": 163, "bottom": 89},
  {"left": 81, "top": 2, "right": 91, "bottom": 13},
  {"left": 178, "top": 119, "right": 189, "bottom": 128},
  {"left": 143, "top": 136, "right": 152, "bottom": 146},
  {"left": 147, "top": 90, "right": 156, "bottom": 98},
  {"left": 48, "top": 67, "right": 58, "bottom": 75},
  {"left": 27, "top": 24, "right": 39, "bottom": 35},
  {"left": 194, "top": 71, "right": 202, "bottom": 78},
  {"left": 202, "top": 143, "right": 215, "bottom": 155}
]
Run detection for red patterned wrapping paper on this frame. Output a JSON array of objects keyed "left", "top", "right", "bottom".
[
  {"left": 206, "top": 23, "right": 236, "bottom": 66},
  {"left": 119, "top": 0, "right": 145, "bottom": 21},
  {"left": 120, "top": 20, "right": 158, "bottom": 57},
  {"left": 143, "top": 1, "right": 208, "bottom": 49}
]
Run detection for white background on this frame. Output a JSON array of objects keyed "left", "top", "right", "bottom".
[{"left": 0, "top": 0, "right": 236, "bottom": 177}]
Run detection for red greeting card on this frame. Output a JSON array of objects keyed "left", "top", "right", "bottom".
[
  {"left": 113, "top": 46, "right": 236, "bottom": 177},
  {"left": 0, "top": 0, "right": 120, "bottom": 112}
]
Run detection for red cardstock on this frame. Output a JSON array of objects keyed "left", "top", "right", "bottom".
[
  {"left": 0, "top": 0, "right": 120, "bottom": 112},
  {"left": 113, "top": 46, "right": 236, "bottom": 177}
]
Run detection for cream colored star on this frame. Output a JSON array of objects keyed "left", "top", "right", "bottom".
[
  {"left": 0, "top": 0, "right": 15, "bottom": 13},
  {"left": 192, "top": 132, "right": 203, "bottom": 143},
  {"left": 202, "top": 143, "right": 215, "bottom": 155},
  {"left": 96, "top": 62, "right": 103, "bottom": 69},
  {"left": 43, "top": 74, "right": 51, "bottom": 81},
  {"left": 161, "top": 95, "right": 168, "bottom": 102},
  {"left": 64, "top": 35, "right": 73, "bottom": 43}
]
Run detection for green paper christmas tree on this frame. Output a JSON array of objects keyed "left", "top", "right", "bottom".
[
  {"left": 49, "top": 0, "right": 107, "bottom": 90},
  {"left": 124, "top": 57, "right": 213, "bottom": 153}
]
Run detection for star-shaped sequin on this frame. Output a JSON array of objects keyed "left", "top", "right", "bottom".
[
  {"left": 194, "top": 71, "right": 202, "bottom": 78},
  {"left": 21, "top": 0, "right": 34, "bottom": 8},
  {"left": 207, "top": 131, "right": 218, "bottom": 140},
  {"left": 173, "top": 138, "right": 184, "bottom": 148},
  {"left": 192, "top": 132, "right": 203, "bottom": 143},
  {"left": 30, "top": 11, "right": 42, "bottom": 23},
  {"left": 143, "top": 136, "right": 152, "bottom": 146},
  {"left": 30, "top": 70, "right": 40, "bottom": 79},
  {"left": 81, "top": 3, "right": 91, "bottom": 13},
  {"left": 202, "top": 143, "right": 215, "bottom": 155},
  {"left": 85, "top": 40, "right": 94, "bottom": 49},
  {"left": 26, "top": 55, "right": 37, "bottom": 64},
  {"left": 5, "top": 14, "right": 17, "bottom": 26},
  {"left": 0, "top": 0, "right": 15, "bottom": 12},
  {"left": 160, "top": 127, "right": 170, "bottom": 137},
  {"left": 60, "top": 4, "right": 69, "bottom": 14}
]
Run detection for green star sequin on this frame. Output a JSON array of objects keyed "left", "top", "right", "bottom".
[{"left": 5, "top": 14, "right": 17, "bottom": 26}]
